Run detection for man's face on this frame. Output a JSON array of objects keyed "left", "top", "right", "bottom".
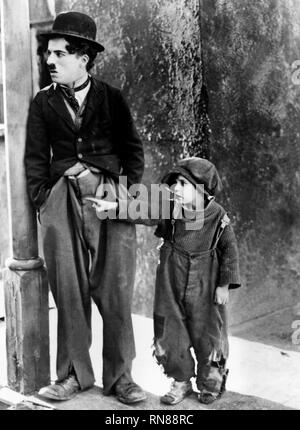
[{"left": 46, "top": 38, "right": 87, "bottom": 86}]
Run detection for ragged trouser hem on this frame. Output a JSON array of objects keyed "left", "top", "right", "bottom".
[
  {"left": 196, "top": 357, "right": 229, "bottom": 395},
  {"left": 153, "top": 336, "right": 229, "bottom": 395}
]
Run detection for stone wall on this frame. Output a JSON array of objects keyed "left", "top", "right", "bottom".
[{"left": 200, "top": 0, "right": 300, "bottom": 323}]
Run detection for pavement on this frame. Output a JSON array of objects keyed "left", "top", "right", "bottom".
[{"left": 0, "top": 304, "right": 299, "bottom": 410}]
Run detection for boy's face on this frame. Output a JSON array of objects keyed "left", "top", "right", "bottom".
[
  {"left": 46, "top": 38, "right": 88, "bottom": 86},
  {"left": 173, "top": 175, "right": 203, "bottom": 206}
]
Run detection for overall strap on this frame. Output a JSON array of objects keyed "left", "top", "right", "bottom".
[{"left": 211, "top": 213, "right": 230, "bottom": 250}]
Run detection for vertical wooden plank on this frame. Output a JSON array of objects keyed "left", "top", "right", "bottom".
[
  {"left": 1, "top": 0, "right": 38, "bottom": 260},
  {"left": 1, "top": 0, "right": 50, "bottom": 394}
]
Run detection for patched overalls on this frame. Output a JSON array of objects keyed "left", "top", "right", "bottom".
[{"left": 153, "top": 215, "right": 229, "bottom": 397}]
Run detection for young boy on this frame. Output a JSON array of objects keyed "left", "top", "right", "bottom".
[{"left": 88, "top": 157, "right": 241, "bottom": 405}]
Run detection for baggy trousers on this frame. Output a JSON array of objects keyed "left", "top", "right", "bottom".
[
  {"left": 39, "top": 172, "right": 137, "bottom": 394},
  {"left": 153, "top": 242, "right": 229, "bottom": 395}
]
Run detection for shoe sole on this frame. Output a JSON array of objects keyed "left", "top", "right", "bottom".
[
  {"left": 38, "top": 391, "right": 79, "bottom": 401},
  {"left": 116, "top": 394, "right": 148, "bottom": 405},
  {"left": 198, "top": 392, "right": 222, "bottom": 405}
]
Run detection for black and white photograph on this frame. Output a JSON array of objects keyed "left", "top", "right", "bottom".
[{"left": 0, "top": 0, "right": 299, "bottom": 415}]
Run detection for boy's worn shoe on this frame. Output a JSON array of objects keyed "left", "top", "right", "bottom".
[
  {"left": 114, "top": 376, "right": 147, "bottom": 404},
  {"left": 198, "top": 390, "right": 219, "bottom": 405},
  {"left": 38, "top": 375, "right": 80, "bottom": 401},
  {"left": 198, "top": 368, "right": 228, "bottom": 405},
  {"left": 161, "top": 380, "right": 193, "bottom": 405}
]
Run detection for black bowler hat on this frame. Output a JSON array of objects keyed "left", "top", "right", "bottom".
[{"left": 40, "top": 11, "right": 105, "bottom": 52}]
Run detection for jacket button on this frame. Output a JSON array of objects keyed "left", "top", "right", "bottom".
[
  {"left": 77, "top": 137, "right": 83, "bottom": 144},
  {"left": 78, "top": 153, "right": 83, "bottom": 159}
]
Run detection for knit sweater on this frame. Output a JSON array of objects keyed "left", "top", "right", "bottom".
[{"left": 155, "top": 199, "right": 241, "bottom": 289}]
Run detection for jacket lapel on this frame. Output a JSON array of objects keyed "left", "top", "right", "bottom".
[
  {"left": 47, "top": 84, "right": 77, "bottom": 132},
  {"left": 81, "top": 77, "right": 105, "bottom": 129}
]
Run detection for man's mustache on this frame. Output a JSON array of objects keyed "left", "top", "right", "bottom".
[{"left": 48, "top": 65, "right": 57, "bottom": 72}]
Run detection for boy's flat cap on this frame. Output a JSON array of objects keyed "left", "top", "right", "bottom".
[{"left": 162, "top": 157, "right": 223, "bottom": 196}]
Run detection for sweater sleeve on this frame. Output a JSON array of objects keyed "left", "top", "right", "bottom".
[
  {"left": 217, "top": 223, "right": 241, "bottom": 289},
  {"left": 117, "top": 184, "right": 165, "bottom": 226}
]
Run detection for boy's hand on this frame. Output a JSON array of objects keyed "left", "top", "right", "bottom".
[
  {"left": 214, "top": 285, "right": 229, "bottom": 305},
  {"left": 85, "top": 197, "right": 118, "bottom": 216}
]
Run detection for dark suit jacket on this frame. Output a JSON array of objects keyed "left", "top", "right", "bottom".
[{"left": 25, "top": 77, "right": 144, "bottom": 209}]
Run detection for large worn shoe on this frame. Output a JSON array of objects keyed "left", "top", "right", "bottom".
[
  {"left": 38, "top": 375, "right": 80, "bottom": 401},
  {"left": 114, "top": 377, "right": 147, "bottom": 405},
  {"left": 161, "top": 380, "right": 193, "bottom": 405}
]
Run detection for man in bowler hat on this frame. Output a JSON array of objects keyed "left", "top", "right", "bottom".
[{"left": 25, "top": 11, "right": 146, "bottom": 404}]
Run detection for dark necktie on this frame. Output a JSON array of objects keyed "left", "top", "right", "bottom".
[{"left": 59, "top": 76, "right": 90, "bottom": 113}]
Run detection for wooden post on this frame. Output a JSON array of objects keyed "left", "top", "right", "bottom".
[{"left": 0, "top": 0, "right": 50, "bottom": 394}]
